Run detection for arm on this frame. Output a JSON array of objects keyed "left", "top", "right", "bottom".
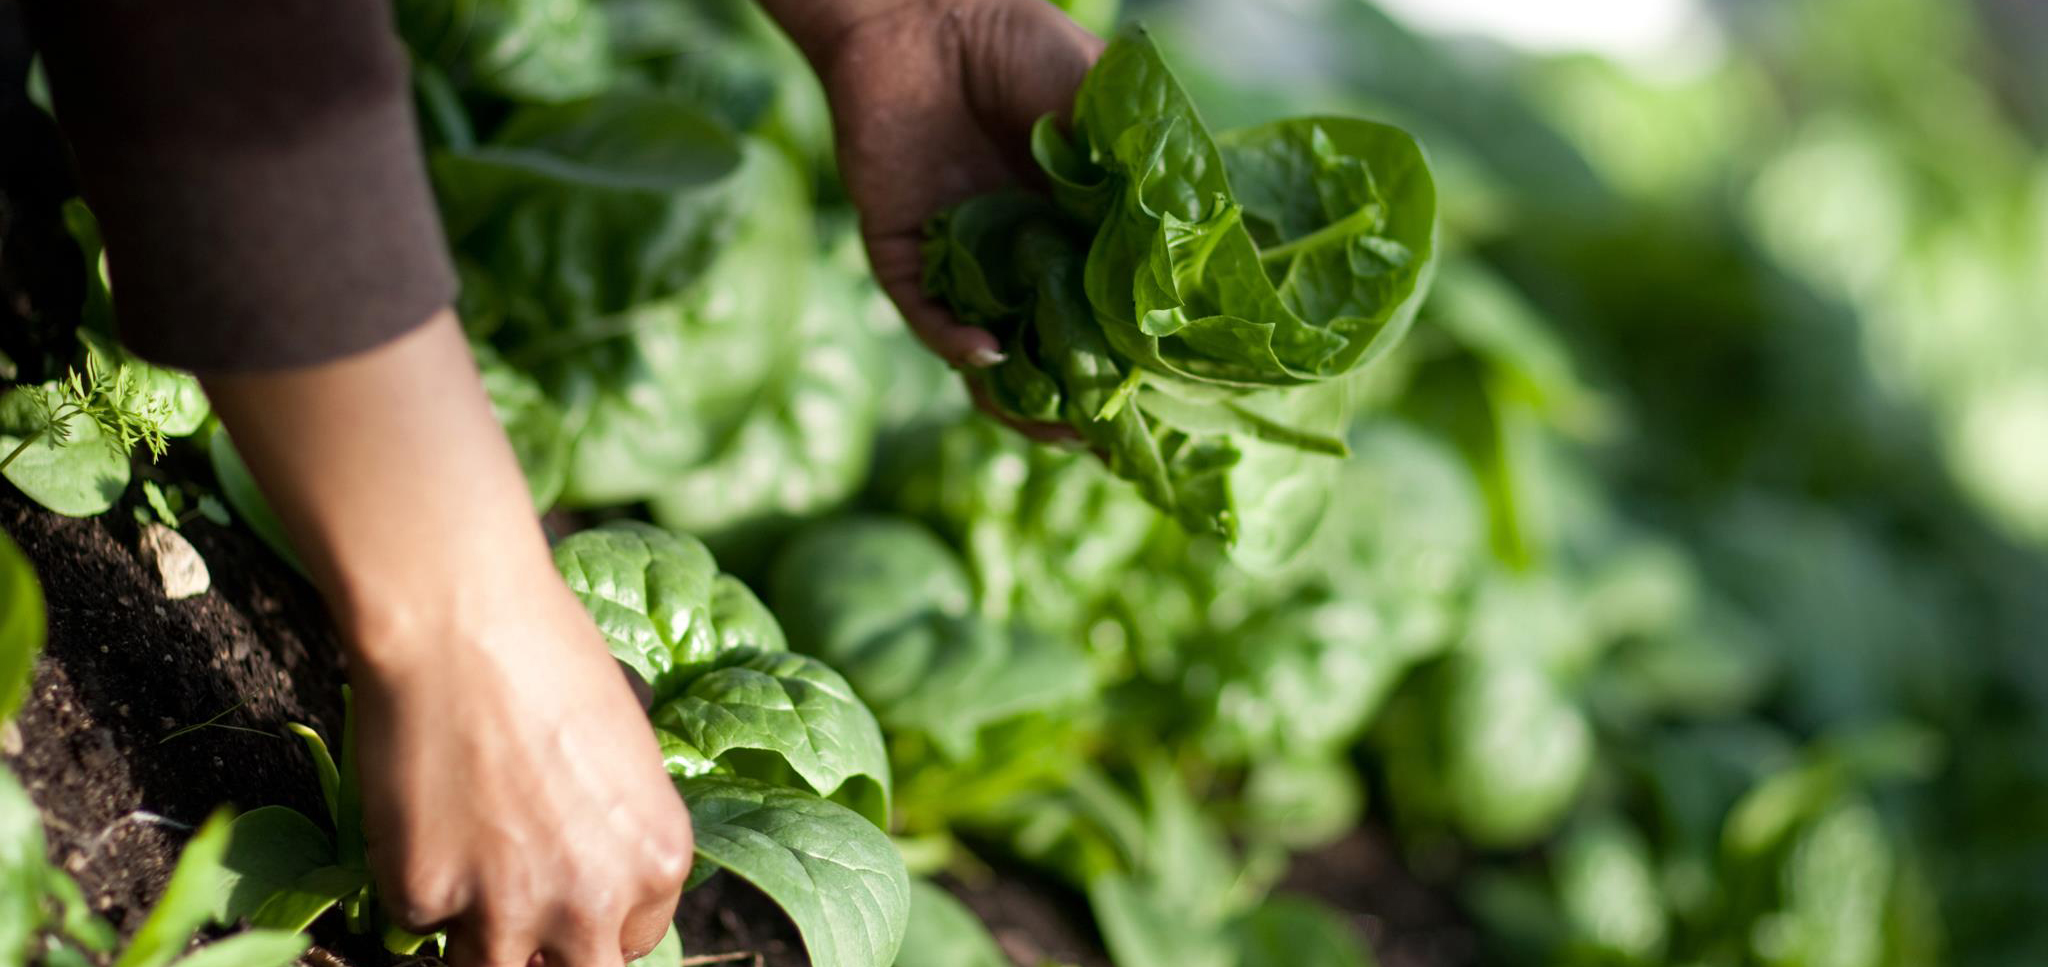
[{"left": 204, "top": 313, "right": 687, "bottom": 967}]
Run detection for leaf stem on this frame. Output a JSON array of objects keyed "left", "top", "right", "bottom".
[
  {"left": 0, "top": 430, "right": 40, "bottom": 474},
  {"left": 1257, "top": 204, "right": 1382, "bottom": 266}
]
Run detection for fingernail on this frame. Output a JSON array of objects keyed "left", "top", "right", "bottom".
[{"left": 965, "top": 347, "right": 1008, "bottom": 368}]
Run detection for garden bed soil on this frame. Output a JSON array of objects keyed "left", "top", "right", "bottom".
[{"left": 0, "top": 484, "right": 812, "bottom": 964}]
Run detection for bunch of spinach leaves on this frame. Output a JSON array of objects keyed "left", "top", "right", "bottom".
[{"left": 921, "top": 24, "right": 1436, "bottom": 549}]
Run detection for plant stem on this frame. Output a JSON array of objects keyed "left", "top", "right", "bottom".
[
  {"left": 0, "top": 430, "right": 43, "bottom": 474},
  {"left": 1257, "top": 204, "right": 1381, "bottom": 266}
]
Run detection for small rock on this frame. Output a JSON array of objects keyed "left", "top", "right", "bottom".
[{"left": 139, "top": 523, "right": 210, "bottom": 600}]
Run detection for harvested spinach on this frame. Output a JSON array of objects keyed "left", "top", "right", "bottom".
[{"left": 922, "top": 25, "right": 1436, "bottom": 546}]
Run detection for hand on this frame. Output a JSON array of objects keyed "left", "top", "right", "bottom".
[
  {"left": 792, "top": 0, "right": 1103, "bottom": 439},
  {"left": 349, "top": 571, "right": 689, "bottom": 967},
  {"left": 202, "top": 315, "right": 691, "bottom": 967}
]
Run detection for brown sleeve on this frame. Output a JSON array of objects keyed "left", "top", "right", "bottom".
[{"left": 22, "top": 0, "right": 456, "bottom": 373}]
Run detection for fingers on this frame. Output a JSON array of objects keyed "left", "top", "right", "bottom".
[
  {"left": 966, "top": 0, "right": 1107, "bottom": 136},
  {"left": 966, "top": 379, "right": 1084, "bottom": 443},
  {"left": 618, "top": 887, "right": 681, "bottom": 963},
  {"left": 867, "top": 234, "right": 1005, "bottom": 369},
  {"left": 443, "top": 915, "right": 543, "bottom": 967}
]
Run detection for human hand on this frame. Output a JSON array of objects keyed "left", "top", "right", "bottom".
[
  {"left": 787, "top": 0, "right": 1103, "bottom": 439},
  {"left": 348, "top": 564, "right": 690, "bottom": 967},
  {"left": 201, "top": 315, "right": 690, "bottom": 967}
]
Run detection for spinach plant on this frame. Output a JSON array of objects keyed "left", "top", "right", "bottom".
[
  {"left": 552, "top": 522, "right": 908, "bottom": 967},
  {"left": 921, "top": 24, "right": 1437, "bottom": 550}
]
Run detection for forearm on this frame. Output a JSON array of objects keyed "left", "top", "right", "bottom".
[{"left": 200, "top": 310, "right": 557, "bottom": 670}]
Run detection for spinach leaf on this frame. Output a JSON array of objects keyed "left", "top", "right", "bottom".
[
  {"left": 206, "top": 432, "right": 304, "bottom": 573},
  {"left": 0, "top": 742, "right": 42, "bottom": 965},
  {"left": 1229, "top": 897, "right": 1376, "bottom": 967},
  {"left": 396, "top": 0, "right": 613, "bottom": 103},
  {"left": 892, "top": 879, "right": 1007, "bottom": 967},
  {"left": 0, "top": 531, "right": 42, "bottom": 723},
  {"left": 920, "top": 24, "right": 1437, "bottom": 549},
  {"left": 680, "top": 775, "right": 909, "bottom": 967},
  {"left": 552, "top": 522, "right": 734, "bottom": 695},
  {"left": 553, "top": 523, "right": 890, "bottom": 820},
  {"left": 645, "top": 248, "right": 886, "bottom": 565},
  {"left": 213, "top": 807, "right": 335, "bottom": 926},
  {"left": 160, "top": 930, "right": 308, "bottom": 967},
  {"left": 654, "top": 650, "right": 891, "bottom": 825},
  {"left": 771, "top": 518, "right": 1096, "bottom": 761},
  {"left": 475, "top": 346, "right": 570, "bottom": 511}
]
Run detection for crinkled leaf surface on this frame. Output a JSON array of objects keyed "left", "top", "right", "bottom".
[
  {"left": 553, "top": 522, "right": 723, "bottom": 694},
  {"left": 655, "top": 650, "right": 889, "bottom": 824},
  {"left": 680, "top": 775, "right": 909, "bottom": 967}
]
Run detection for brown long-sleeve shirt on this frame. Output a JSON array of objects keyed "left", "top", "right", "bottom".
[{"left": 22, "top": 0, "right": 454, "bottom": 373}]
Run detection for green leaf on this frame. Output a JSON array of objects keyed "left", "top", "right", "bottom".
[
  {"left": 206, "top": 432, "right": 303, "bottom": 572},
  {"left": 246, "top": 866, "right": 369, "bottom": 934},
  {"left": 397, "top": 0, "right": 614, "bottom": 102},
  {"left": 335, "top": 687, "right": 365, "bottom": 872},
  {"left": 214, "top": 807, "right": 335, "bottom": 925},
  {"left": 554, "top": 522, "right": 772, "bottom": 695},
  {"left": 918, "top": 24, "right": 1437, "bottom": 546},
  {"left": 0, "top": 531, "right": 43, "bottom": 723},
  {"left": 629, "top": 922, "right": 683, "bottom": 967},
  {"left": 115, "top": 809, "right": 234, "bottom": 967},
  {"left": 1088, "top": 875, "right": 1232, "bottom": 967},
  {"left": 0, "top": 385, "right": 131, "bottom": 518},
  {"left": 476, "top": 346, "right": 571, "bottom": 511},
  {"left": 655, "top": 650, "right": 891, "bottom": 826},
  {"left": 162, "top": 931, "right": 309, "bottom": 967},
  {"left": 0, "top": 767, "right": 48, "bottom": 966},
  {"left": 1439, "top": 658, "right": 1593, "bottom": 848},
  {"left": 1229, "top": 896, "right": 1376, "bottom": 967},
  {"left": 891, "top": 879, "right": 1006, "bottom": 967},
  {"left": 282, "top": 726, "right": 340, "bottom": 831},
  {"left": 770, "top": 518, "right": 1096, "bottom": 760},
  {"left": 680, "top": 775, "right": 909, "bottom": 967}
]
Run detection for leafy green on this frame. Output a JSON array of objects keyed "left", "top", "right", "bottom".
[
  {"left": 921, "top": 25, "right": 1435, "bottom": 546},
  {"left": 553, "top": 522, "right": 785, "bottom": 694},
  {"left": 680, "top": 774, "right": 910, "bottom": 967},
  {"left": 771, "top": 518, "right": 1097, "bottom": 760},
  {"left": 115, "top": 809, "right": 234, "bottom": 967},
  {"left": 206, "top": 432, "right": 303, "bottom": 572},
  {"left": 0, "top": 378, "right": 135, "bottom": 518},
  {"left": 213, "top": 807, "right": 335, "bottom": 926},
  {"left": 396, "top": 0, "right": 613, "bottom": 103},
  {"left": 161, "top": 930, "right": 308, "bottom": 967},
  {"left": 654, "top": 650, "right": 891, "bottom": 825},
  {"left": 892, "top": 879, "right": 1007, "bottom": 967},
  {"left": 476, "top": 346, "right": 571, "bottom": 510},
  {"left": 0, "top": 531, "right": 42, "bottom": 723}
]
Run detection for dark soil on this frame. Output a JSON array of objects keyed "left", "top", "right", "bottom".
[
  {"left": 0, "top": 483, "right": 815, "bottom": 964},
  {"left": 1280, "top": 828, "right": 1479, "bottom": 967},
  {"left": 940, "top": 866, "right": 1111, "bottom": 967},
  {"left": 1, "top": 484, "right": 343, "bottom": 934}
]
